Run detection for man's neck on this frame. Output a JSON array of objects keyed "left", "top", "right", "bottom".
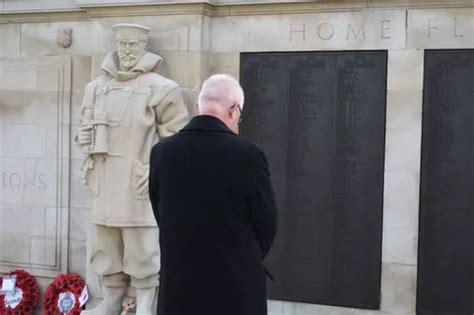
[{"left": 198, "top": 111, "right": 234, "bottom": 132}]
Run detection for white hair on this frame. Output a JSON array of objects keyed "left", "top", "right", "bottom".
[{"left": 198, "top": 74, "right": 245, "bottom": 110}]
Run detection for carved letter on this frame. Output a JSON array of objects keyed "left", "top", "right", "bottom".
[
  {"left": 317, "top": 23, "right": 334, "bottom": 40},
  {"left": 24, "top": 173, "right": 36, "bottom": 189},
  {"left": 290, "top": 23, "right": 306, "bottom": 42},
  {"left": 454, "top": 17, "right": 463, "bottom": 38},
  {"left": 9, "top": 173, "right": 21, "bottom": 188},
  {"left": 38, "top": 174, "right": 47, "bottom": 190},
  {"left": 428, "top": 18, "right": 439, "bottom": 38},
  {"left": 347, "top": 22, "right": 366, "bottom": 40},
  {"left": 381, "top": 20, "right": 391, "bottom": 39}
]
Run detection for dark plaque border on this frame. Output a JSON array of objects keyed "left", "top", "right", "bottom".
[
  {"left": 240, "top": 51, "right": 387, "bottom": 310},
  {"left": 417, "top": 49, "right": 474, "bottom": 315}
]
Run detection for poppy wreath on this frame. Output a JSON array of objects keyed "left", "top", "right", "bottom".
[
  {"left": 0, "top": 269, "right": 40, "bottom": 315},
  {"left": 42, "top": 273, "right": 86, "bottom": 315}
]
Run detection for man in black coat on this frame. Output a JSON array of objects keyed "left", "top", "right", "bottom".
[{"left": 149, "top": 74, "right": 278, "bottom": 315}]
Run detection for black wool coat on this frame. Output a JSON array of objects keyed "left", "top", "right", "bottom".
[{"left": 149, "top": 115, "right": 278, "bottom": 315}]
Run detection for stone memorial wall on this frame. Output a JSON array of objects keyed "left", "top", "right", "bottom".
[
  {"left": 0, "top": 57, "right": 71, "bottom": 279},
  {"left": 0, "top": 1, "right": 472, "bottom": 314}
]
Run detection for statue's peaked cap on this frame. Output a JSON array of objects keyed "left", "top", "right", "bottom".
[{"left": 112, "top": 23, "right": 150, "bottom": 40}]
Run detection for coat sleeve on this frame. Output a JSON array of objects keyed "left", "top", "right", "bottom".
[
  {"left": 149, "top": 145, "right": 160, "bottom": 224},
  {"left": 78, "top": 81, "right": 96, "bottom": 121},
  {"left": 249, "top": 148, "right": 278, "bottom": 259},
  {"left": 152, "top": 84, "right": 189, "bottom": 139},
  {"left": 73, "top": 81, "right": 96, "bottom": 146}
]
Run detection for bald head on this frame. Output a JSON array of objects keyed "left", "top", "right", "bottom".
[{"left": 196, "top": 74, "right": 245, "bottom": 133}]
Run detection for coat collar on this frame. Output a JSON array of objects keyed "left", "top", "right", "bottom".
[
  {"left": 101, "top": 51, "right": 163, "bottom": 81},
  {"left": 182, "top": 115, "right": 236, "bottom": 135}
]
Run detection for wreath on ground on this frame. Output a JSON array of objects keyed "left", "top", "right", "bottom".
[
  {"left": 42, "top": 273, "right": 87, "bottom": 315},
  {"left": 0, "top": 269, "right": 39, "bottom": 314}
]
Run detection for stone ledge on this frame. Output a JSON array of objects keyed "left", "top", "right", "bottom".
[{"left": 0, "top": 0, "right": 472, "bottom": 24}]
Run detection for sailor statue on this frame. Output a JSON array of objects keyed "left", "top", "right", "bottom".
[{"left": 76, "top": 23, "right": 189, "bottom": 314}]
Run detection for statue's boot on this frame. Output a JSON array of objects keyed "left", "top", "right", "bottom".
[
  {"left": 82, "top": 286, "right": 127, "bottom": 315},
  {"left": 135, "top": 287, "right": 157, "bottom": 315}
]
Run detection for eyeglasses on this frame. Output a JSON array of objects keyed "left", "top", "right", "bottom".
[{"left": 232, "top": 103, "right": 243, "bottom": 124}]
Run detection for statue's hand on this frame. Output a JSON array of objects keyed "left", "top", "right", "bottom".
[
  {"left": 135, "top": 172, "right": 149, "bottom": 195},
  {"left": 134, "top": 159, "right": 150, "bottom": 195},
  {"left": 77, "top": 126, "right": 92, "bottom": 146}
]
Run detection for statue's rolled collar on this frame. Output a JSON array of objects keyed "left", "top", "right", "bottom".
[{"left": 101, "top": 51, "right": 163, "bottom": 82}]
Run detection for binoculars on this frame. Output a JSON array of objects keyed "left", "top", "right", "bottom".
[{"left": 81, "top": 109, "right": 108, "bottom": 155}]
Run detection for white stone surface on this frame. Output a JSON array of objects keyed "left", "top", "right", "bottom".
[
  {"left": 387, "top": 50, "right": 424, "bottom": 92},
  {"left": 209, "top": 52, "right": 240, "bottom": 79},
  {"left": 383, "top": 171, "right": 420, "bottom": 229},
  {"left": 76, "top": 0, "right": 319, "bottom": 5},
  {"left": 3, "top": 0, "right": 77, "bottom": 11},
  {"left": 0, "top": 159, "right": 25, "bottom": 204},
  {"left": 0, "top": 205, "right": 61, "bottom": 268},
  {"left": 380, "top": 263, "right": 416, "bottom": 314},
  {"left": 382, "top": 226, "right": 418, "bottom": 265},
  {"left": 407, "top": 8, "right": 474, "bottom": 48},
  {"left": 384, "top": 131, "right": 422, "bottom": 173},
  {"left": 268, "top": 300, "right": 285, "bottom": 315},
  {"left": 0, "top": 0, "right": 471, "bottom": 14},
  {"left": 70, "top": 158, "right": 92, "bottom": 208},
  {"left": 68, "top": 208, "right": 90, "bottom": 278},
  {"left": 211, "top": 10, "right": 406, "bottom": 53},
  {"left": 0, "top": 56, "right": 71, "bottom": 278},
  {"left": 213, "top": 0, "right": 320, "bottom": 3},
  {"left": 386, "top": 91, "right": 423, "bottom": 132},
  {"left": 71, "top": 56, "right": 93, "bottom": 164},
  {"left": 91, "top": 15, "right": 205, "bottom": 53},
  {"left": 22, "top": 158, "right": 58, "bottom": 206},
  {"left": 181, "top": 87, "right": 200, "bottom": 116},
  {"left": 85, "top": 218, "right": 102, "bottom": 308},
  {"left": 0, "top": 63, "right": 37, "bottom": 90},
  {"left": 69, "top": 207, "right": 90, "bottom": 242},
  {"left": 383, "top": 45, "right": 422, "bottom": 274},
  {"left": 21, "top": 22, "right": 93, "bottom": 56},
  {"left": 159, "top": 51, "right": 209, "bottom": 89},
  {"left": 282, "top": 301, "right": 387, "bottom": 315},
  {"left": 0, "top": 24, "right": 20, "bottom": 58},
  {"left": 0, "top": 125, "right": 47, "bottom": 158},
  {"left": 68, "top": 238, "right": 88, "bottom": 278}
]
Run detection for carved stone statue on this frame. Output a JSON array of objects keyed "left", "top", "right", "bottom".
[{"left": 75, "top": 23, "right": 189, "bottom": 314}]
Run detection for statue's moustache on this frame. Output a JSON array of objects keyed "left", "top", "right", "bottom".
[{"left": 120, "top": 56, "right": 136, "bottom": 61}]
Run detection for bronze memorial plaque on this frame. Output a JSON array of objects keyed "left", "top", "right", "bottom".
[
  {"left": 417, "top": 50, "right": 474, "bottom": 315},
  {"left": 240, "top": 51, "right": 387, "bottom": 309}
]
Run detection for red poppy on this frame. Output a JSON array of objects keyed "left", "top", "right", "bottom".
[
  {"left": 0, "top": 269, "right": 39, "bottom": 315},
  {"left": 42, "top": 273, "right": 86, "bottom": 315}
]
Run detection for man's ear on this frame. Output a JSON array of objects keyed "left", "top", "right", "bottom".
[{"left": 229, "top": 106, "right": 236, "bottom": 120}]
